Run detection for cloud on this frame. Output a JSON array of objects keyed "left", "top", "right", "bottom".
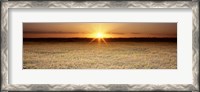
[
  {"left": 24, "top": 31, "right": 87, "bottom": 34},
  {"left": 107, "top": 32, "right": 125, "bottom": 35},
  {"left": 130, "top": 32, "right": 142, "bottom": 34}
]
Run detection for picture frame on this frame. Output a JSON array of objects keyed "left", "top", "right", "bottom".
[{"left": 1, "top": 1, "right": 199, "bottom": 92}]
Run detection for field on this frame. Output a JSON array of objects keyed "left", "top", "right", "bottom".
[{"left": 23, "top": 42, "right": 177, "bottom": 69}]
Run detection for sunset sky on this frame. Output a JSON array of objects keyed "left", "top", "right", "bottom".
[{"left": 23, "top": 23, "right": 177, "bottom": 38}]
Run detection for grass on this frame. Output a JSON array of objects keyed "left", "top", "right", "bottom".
[{"left": 23, "top": 42, "right": 177, "bottom": 69}]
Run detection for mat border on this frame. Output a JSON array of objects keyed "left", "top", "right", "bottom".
[{"left": 1, "top": 1, "right": 199, "bottom": 92}]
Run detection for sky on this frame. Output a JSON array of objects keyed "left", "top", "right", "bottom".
[{"left": 23, "top": 23, "right": 177, "bottom": 38}]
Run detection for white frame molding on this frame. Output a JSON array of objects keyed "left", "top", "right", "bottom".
[{"left": 1, "top": 1, "right": 199, "bottom": 92}]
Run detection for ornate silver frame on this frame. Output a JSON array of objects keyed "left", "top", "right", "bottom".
[{"left": 1, "top": 1, "right": 199, "bottom": 92}]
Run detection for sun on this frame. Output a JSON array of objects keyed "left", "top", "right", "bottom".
[
  {"left": 89, "top": 32, "right": 108, "bottom": 45},
  {"left": 96, "top": 32, "right": 104, "bottom": 38}
]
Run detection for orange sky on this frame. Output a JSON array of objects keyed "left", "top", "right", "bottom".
[{"left": 23, "top": 23, "right": 177, "bottom": 38}]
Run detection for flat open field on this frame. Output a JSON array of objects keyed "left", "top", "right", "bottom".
[{"left": 23, "top": 42, "right": 177, "bottom": 69}]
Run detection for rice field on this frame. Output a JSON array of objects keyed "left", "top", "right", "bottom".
[{"left": 23, "top": 42, "right": 177, "bottom": 69}]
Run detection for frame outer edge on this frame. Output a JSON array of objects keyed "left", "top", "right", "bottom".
[
  {"left": 0, "top": 1, "right": 199, "bottom": 91},
  {"left": 1, "top": 1, "right": 9, "bottom": 91},
  {"left": 192, "top": 1, "right": 199, "bottom": 91}
]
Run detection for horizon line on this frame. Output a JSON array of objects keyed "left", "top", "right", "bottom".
[{"left": 23, "top": 37, "right": 177, "bottom": 39}]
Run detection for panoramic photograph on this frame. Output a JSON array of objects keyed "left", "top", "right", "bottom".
[{"left": 23, "top": 22, "right": 177, "bottom": 69}]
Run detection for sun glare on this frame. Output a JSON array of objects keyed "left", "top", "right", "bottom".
[
  {"left": 96, "top": 32, "right": 104, "bottom": 38},
  {"left": 89, "top": 32, "right": 108, "bottom": 45}
]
